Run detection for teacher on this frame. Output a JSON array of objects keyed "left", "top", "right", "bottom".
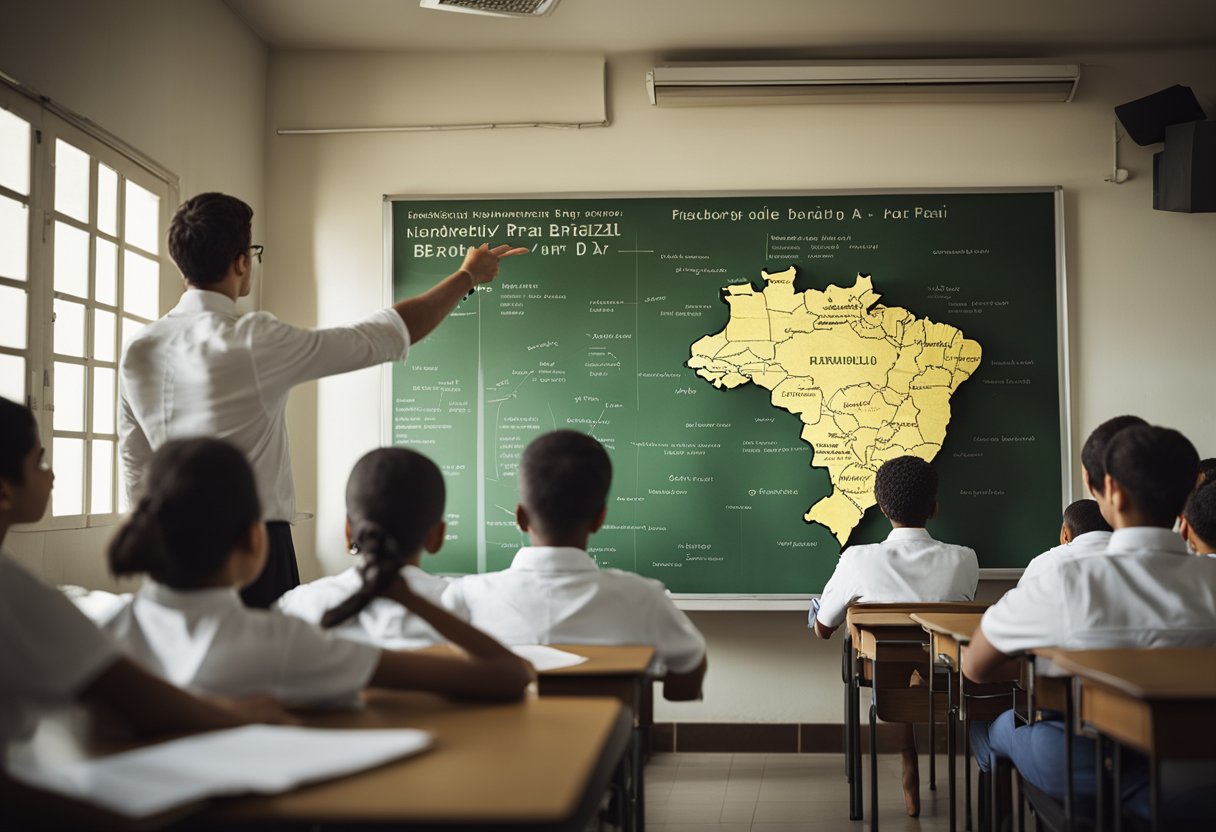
[{"left": 118, "top": 192, "right": 526, "bottom": 607}]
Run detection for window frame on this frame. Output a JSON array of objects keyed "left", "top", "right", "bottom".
[{"left": 1, "top": 82, "right": 179, "bottom": 532}]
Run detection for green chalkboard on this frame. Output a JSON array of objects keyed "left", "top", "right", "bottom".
[{"left": 387, "top": 189, "right": 1068, "bottom": 597}]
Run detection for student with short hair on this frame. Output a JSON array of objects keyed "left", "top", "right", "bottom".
[
  {"left": 1181, "top": 480, "right": 1216, "bottom": 556},
  {"left": 1018, "top": 498, "right": 1112, "bottom": 585},
  {"left": 119, "top": 192, "right": 527, "bottom": 608},
  {"left": 811, "top": 454, "right": 978, "bottom": 816},
  {"left": 967, "top": 425, "right": 1216, "bottom": 823},
  {"left": 0, "top": 398, "right": 288, "bottom": 758},
  {"left": 276, "top": 448, "right": 451, "bottom": 648},
  {"left": 93, "top": 437, "right": 534, "bottom": 706},
  {"left": 1197, "top": 458, "right": 1216, "bottom": 488},
  {"left": 441, "top": 430, "right": 708, "bottom": 700}
]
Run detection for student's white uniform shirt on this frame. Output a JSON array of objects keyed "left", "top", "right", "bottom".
[
  {"left": 982, "top": 527, "right": 1216, "bottom": 656},
  {"left": 0, "top": 553, "right": 120, "bottom": 752},
  {"left": 94, "top": 582, "right": 381, "bottom": 706},
  {"left": 1017, "top": 530, "right": 1112, "bottom": 586},
  {"left": 441, "top": 547, "right": 706, "bottom": 674},
  {"left": 118, "top": 289, "right": 409, "bottom": 521},
  {"left": 276, "top": 564, "right": 451, "bottom": 649},
  {"left": 815, "top": 528, "right": 979, "bottom": 629}
]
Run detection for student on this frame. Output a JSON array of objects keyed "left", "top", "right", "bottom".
[
  {"left": 441, "top": 430, "right": 708, "bottom": 700},
  {"left": 1018, "top": 498, "right": 1112, "bottom": 585},
  {"left": 811, "top": 454, "right": 978, "bottom": 816},
  {"left": 966, "top": 425, "right": 1216, "bottom": 823},
  {"left": 1198, "top": 457, "right": 1216, "bottom": 488},
  {"left": 92, "top": 437, "right": 534, "bottom": 706},
  {"left": 276, "top": 448, "right": 451, "bottom": 648},
  {"left": 1181, "top": 479, "right": 1216, "bottom": 556},
  {"left": 118, "top": 193, "right": 528, "bottom": 608},
  {"left": 0, "top": 397, "right": 288, "bottom": 758}
]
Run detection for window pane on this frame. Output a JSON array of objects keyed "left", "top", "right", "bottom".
[
  {"left": 0, "top": 353, "right": 24, "bottom": 402},
  {"left": 0, "top": 285, "right": 27, "bottom": 349},
  {"left": 97, "top": 163, "right": 118, "bottom": 236},
  {"left": 123, "top": 249, "right": 159, "bottom": 319},
  {"left": 95, "top": 238, "right": 117, "bottom": 305},
  {"left": 54, "top": 139, "right": 90, "bottom": 223},
  {"left": 93, "top": 309, "right": 116, "bottom": 362},
  {"left": 92, "top": 367, "right": 115, "bottom": 434},
  {"left": 91, "top": 439, "right": 114, "bottom": 514},
  {"left": 52, "top": 437, "right": 84, "bottom": 516},
  {"left": 121, "top": 316, "right": 145, "bottom": 348},
  {"left": 0, "top": 108, "right": 30, "bottom": 195},
  {"left": 53, "top": 299, "right": 87, "bottom": 357},
  {"left": 54, "top": 221, "right": 90, "bottom": 297},
  {"left": 53, "top": 361, "right": 85, "bottom": 431},
  {"left": 0, "top": 194, "right": 28, "bottom": 281},
  {"left": 124, "top": 180, "right": 159, "bottom": 253}
]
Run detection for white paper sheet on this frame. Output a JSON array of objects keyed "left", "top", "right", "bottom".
[
  {"left": 7, "top": 725, "right": 432, "bottom": 818},
  {"left": 511, "top": 644, "right": 589, "bottom": 671}
]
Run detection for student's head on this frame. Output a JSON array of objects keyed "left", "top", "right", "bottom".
[
  {"left": 1198, "top": 458, "right": 1216, "bottom": 489},
  {"left": 1181, "top": 481, "right": 1216, "bottom": 555},
  {"left": 0, "top": 397, "right": 53, "bottom": 528},
  {"left": 1099, "top": 424, "right": 1198, "bottom": 529},
  {"left": 168, "top": 192, "right": 255, "bottom": 293},
  {"left": 322, "top": 448, "right": 446, "bottom": 629},
  {"left": 1081, "top": 414, "right": 1148, "bottom": 497},
  {"left": 108, "top": 438, "right": 265, "bottom": 589},
  {"left": 1059, "top": 499, "right": 1111, "bottom": 544},
  {"left": 874, "top": 456, "right": 937, "bottom": 528},
  {"left": 516, "top": 430, "right": 612, "bottom": 545}
]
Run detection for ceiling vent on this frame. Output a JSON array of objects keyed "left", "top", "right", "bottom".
[
  {"left": 419, "top": 0, "right": 559, "bottom": 18},
  {"left": 647, "top": 60, "right": 1081, "bottom": 106}
]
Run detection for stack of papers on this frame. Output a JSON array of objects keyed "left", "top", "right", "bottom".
[
  {"left": 8, "top": 725, "right": 432, "bottom": 818},
  {"left": 511, "top": 644, "right": 590, "bottom": 671}
]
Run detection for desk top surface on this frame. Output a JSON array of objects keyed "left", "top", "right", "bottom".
[
  {"left": 1034, "top": 648, "right": 1216, "bottom": 700},
  {"left": 544, "top": 644, "right": 656, "bottom": 676},
  {"left": 909, "top": 612, "right": 984, "bottom": 643},
  {"left": 847, "top": 611, "right": 917, "bottom": 628}
]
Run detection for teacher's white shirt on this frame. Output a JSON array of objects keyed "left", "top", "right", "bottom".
[
  {"left": 814, "top": 527, "right": 979, "bottom": 630},
  {"left": 119, "top": 289, "right": 410, "bottom": 521}
]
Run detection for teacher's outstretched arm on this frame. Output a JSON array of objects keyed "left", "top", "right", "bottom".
[{"left": 393, "top": 244, "right": 528, "bottom": 343}]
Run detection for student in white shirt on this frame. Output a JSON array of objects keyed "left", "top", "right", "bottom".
[
  {"left": 1181, "top": 479, "right": 1216, "bottom": 556},
  {"left": 966, "top": 425, "right": 1216, "bottom": 825},
  {"left": 441, "top": 430, "right": 708, "bottom": 700},
  {"left": 119, "top": 193, "right": 527, "bottom": 608},
  {"left": 1018, "top": 498, "right": 1112, "bottom": 586},
  {"left": 276, "top": 448, "right": 451, "bottom": 649},
  {"left": 0, "top": 397, "right": 288, "bottom": 761},
  {"left": 811, "top": 454, "right": 978, "bottom": 816},
  {"left": 95, "top": 437, "right": 533, "bottom": 707}
]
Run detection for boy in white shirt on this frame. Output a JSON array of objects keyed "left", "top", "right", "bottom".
[
  {"left": 966, "top": 425, "right": 1216, "bottom": 824},
  {"left": 1018, "top": 498, "right": 1112, "bottom": 586},
  {"left": 276, "top": 448, "right": 451, "bottom": 649},
  {"left": 1181, "top": 480, "right": 1216, "bottom": 556},
  {"left": 441, "top": 430, "right": 708, "bottom": 700},
  {"left": 0, "top": 397, "right": 287, "bottom": 764},
  {"left": 811, "top": 454, "right": 978, "bottom": 815}
]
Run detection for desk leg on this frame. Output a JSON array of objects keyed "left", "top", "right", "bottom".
[
  {"left": 870, "top": 696, "right": 880, "bottom": 832},
  {"left": 851, "top": 669, "right": 864, "bottom": 821},
  {"left": 1094, "top": 735, "right": 1108, "bottom": 832},
  {"left": 929, "top": 663, "right": 937, "bottom": 792},
  {"left": 1112, "top": 742, "right": 1122, "bottom": 832},
  {"left": 1150, "top": 755, "right": 1161, "bottom": 832},
  {"left": 633, "top": 681, "right": 646, "bottom": 832},
  {"left": 948, "top": 668, "right": 957, "bottom": 832},
  {"left": 613, "top": 747, "right": 631, "bottom": 832},
  {"left": 964, "top": 713, "right": 973, "bottom": 831},
  {"left": 1064, "top": 680, "right": 1074, "bottom": 832}
]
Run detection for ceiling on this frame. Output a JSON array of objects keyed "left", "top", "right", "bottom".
[{"left": 225, "top": 0, "right": 1216, "bottom": 55}]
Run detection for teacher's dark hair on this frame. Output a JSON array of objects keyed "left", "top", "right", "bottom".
[
  {"left": 0, "top": 396, "right": 38, "bottom": 484},
  {"left": 321, "top": 448, "right": 446, "bottom": 629},
  {"left": 108, "top": 438, "right": 262, "bottom": 588},
  {"left": 168, "top": 192, "right": 253, "bottom": 287}
]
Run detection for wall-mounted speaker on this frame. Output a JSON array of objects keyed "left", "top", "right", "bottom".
[
  {"left": 1115, "top": 85, "right": 1207, "bottom": 146},
  {"left": 1153, "top": 120, "right": 1216, "bottom": 213}
]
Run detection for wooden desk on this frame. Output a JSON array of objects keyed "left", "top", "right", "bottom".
[
  {"left": 1035, "top": 647, "right": 1216, "bottom": 831},
  {"left": 910, "top": 611, "right": 982, "bottom": 670}
]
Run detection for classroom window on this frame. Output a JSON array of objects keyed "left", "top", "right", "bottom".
[{"left": 1, "top": 83, "right": 175, "bottom": 529}]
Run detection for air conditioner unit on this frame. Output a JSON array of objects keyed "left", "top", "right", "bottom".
[{"left": 646, "top": 60, "right": 1080, "bottom": 106}]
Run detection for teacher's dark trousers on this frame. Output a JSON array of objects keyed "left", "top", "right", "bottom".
[{"left": 239, "top": 521, "right": 301, "bottom": 609}]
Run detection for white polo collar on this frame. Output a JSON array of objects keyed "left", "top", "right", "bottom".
[
  {"left": 140, "top": 580, "right": 244, "bottom": 610},
  {"left": 509, "top": 546, "right": 598, "bottom": 572},
  {"left": 1069, "top": 530, "right": 1112, "bottom": 547},
  {"left": 171, "top": 288, "right": 240, "bottom": 318},
  {"left": 1107, "top": 527, "right": 1189, "bottom": 556},
  {"left": 884, "top": 527, "right": 934, "bottom": 542}
]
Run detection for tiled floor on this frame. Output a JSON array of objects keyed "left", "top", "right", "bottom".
[{"left": 645, "top": 752, "right": 969, "bottom": 832}]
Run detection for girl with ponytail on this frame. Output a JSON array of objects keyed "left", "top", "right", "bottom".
[
  {"left": 276, "top": 448, "right": 450, "bottom": 647},
  {"left": 96, "top": 438, "right": 533, "bottom": 705}
]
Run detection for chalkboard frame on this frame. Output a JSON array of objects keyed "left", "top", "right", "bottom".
[{"left": 382, "top": 187, "right": 1071, "bottom": 610}]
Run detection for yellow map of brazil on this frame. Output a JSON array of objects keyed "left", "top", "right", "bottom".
[{"left": 687, "top": 268, "right": 981, "bottom": 546}]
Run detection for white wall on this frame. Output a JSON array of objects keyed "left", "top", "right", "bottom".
[
  {"left": 265, "top": 46, "right": 1216, "bottom": 723},
  {"left": 0, "top": 0, "right": 267, "bottom": 587}
]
